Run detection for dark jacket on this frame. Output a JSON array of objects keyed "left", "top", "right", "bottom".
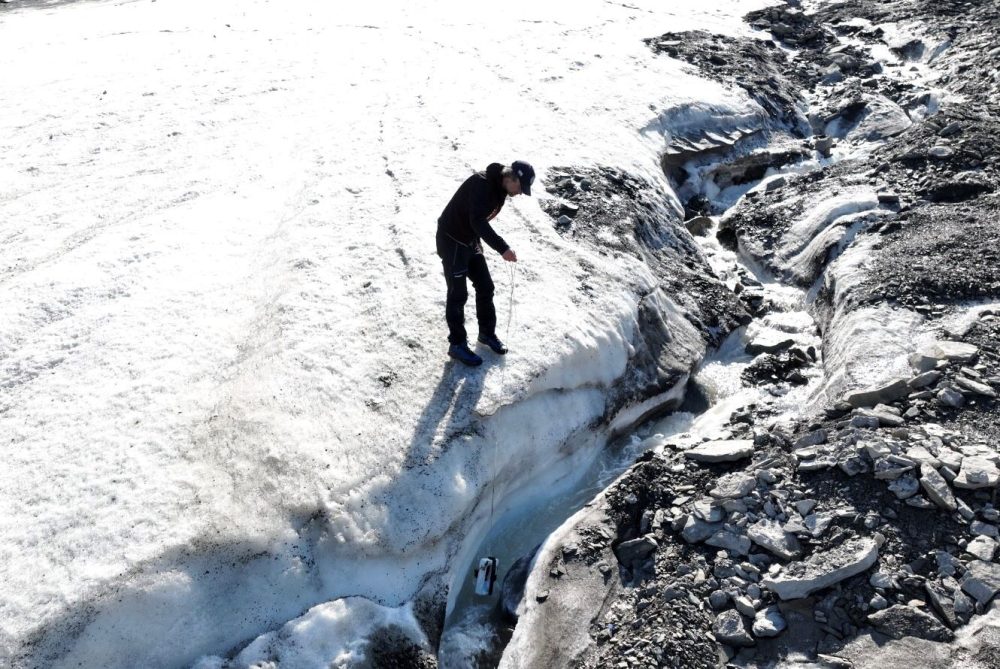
[{"left": 437, "top": 163, "right": 510, "bottom": 255}]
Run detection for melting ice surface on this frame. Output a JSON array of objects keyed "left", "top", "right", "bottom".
[{"left": 1, "top": 0, "right": 783, "bottom": 666}]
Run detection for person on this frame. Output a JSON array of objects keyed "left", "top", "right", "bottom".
[{"left": 436, "top": 160, "right": 535, "bottom": 366}]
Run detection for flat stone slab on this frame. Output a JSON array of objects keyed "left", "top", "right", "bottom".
[
  {"left": 953, "top": 456, "right": 1000, "bottom": 489},
  {"left": 684, "top": 439, "right": 754, "bottom": 463},
  {"left": 966, "top": 536, "right": 998, "bottom": 561},
  {"left": 763, "top": 536, "right": 878, "bottom": 600},
  {"left": 910, "top": 340, "right": 978, "bottom": 372},
  {"left": 748, "top": 519, "right": 802, "bottom": 560},
  {"left": 710, "top": 472, "right": 756, "bottom": 499},
  {"left": 920, "top": 463, "right": 956, "bottom": 511},
  {"left": 868, "top": 604, "right": 954, "bottom": 642},
  {"left": 706, "top": 529, "right": 751, "bottom": 556},
  {"left": 844, "top": 378, "right": 909, "bottom": 408},
  {"left": 955, "top": 376, "right": 997, "bottom": 398},
  {"left": 908, "top": 370, "right": 942, "bottom": 389},
  {"left": 855, "top": 407, "right": 905, "bottom": 427},
  {"left": 961, "top": 560, "right": 1000, "bottom": 605}
]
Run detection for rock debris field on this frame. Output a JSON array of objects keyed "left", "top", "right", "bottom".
[{"left": 503, "top": 0, "right": 1000, "bottom": 667}]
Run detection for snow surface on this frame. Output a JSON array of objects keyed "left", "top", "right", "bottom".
[{"left": 0, "top": 0, "right": 776, "bottom": 666}]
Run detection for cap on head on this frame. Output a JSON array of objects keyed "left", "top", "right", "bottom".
[{"left": 512, "top": 160, "right": 535, "bottom": 196}]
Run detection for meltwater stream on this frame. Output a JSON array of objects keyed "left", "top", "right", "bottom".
[{"left": 439, "top": 215, "right": 828, "bottom": 667}]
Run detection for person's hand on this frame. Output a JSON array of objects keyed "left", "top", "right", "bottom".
[{"left": 502, "top": 249, "right": 517, "bottom": 262}]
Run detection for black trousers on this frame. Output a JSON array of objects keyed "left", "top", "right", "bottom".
[{"left": 437, "top": 234, "right": 496, "bottom": 345}]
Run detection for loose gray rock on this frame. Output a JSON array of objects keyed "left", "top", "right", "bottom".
[
  {"left": 614, "top": 535, "right": 658, "bottom": 567},
  {"left": 919, "top": 463, "right": 957, "bottom": 511},
  {"left": 888, "top": 476, "right": 919, "bottom": 499},
  {"left": 682, "top": 515, "right": 722, "bottom": 543},
  {"left": 748, "top": 519, "right": 802, "bottom": 560},
  {"left": 961, "top": 560, "right": 1000, "bottom": 605},
  {"left": 937, "top": 387, "right": 965, "bottom": 408},
  {"left": 752, "top": 606, "right": 787, "bottom": 638},
  {"left": 763, "top": 536, "right": 878, "bottom": 600},
  {"left": 954, "top": 457, "right": 1000, "bottom": 489},
  {"left": 734, "top": 596, "right": 756, "bottom": 617},
  {"left": 955, "top": 376, "right": 997, "bottom": 398},
  {"left": 706, "top": 529, "right": 751, "bottom": 556},
  {"left": 867, "top": 604, "right": 954, "bottom": 641},
  {"left": 709, "top": 590, "right": 730, "bottom": 610},
  {"left": 710, "top": 472, "right": 756, "bottom": 499},
  {"left": 909, "top": 341, "right": 978, "bottom": 372},
  {"left": 966, "top": 536, "right": 998, "bottom": 561},
  {"left": 844, "top": 378, "right": 909, "bottom": 408},
  {"left": 971, "top": 521, "right": 999, "bottom": 539},
  {"left": 713, "top": 609, "right": 754, "bottom": 647},
  {"left": 856, "top": 407, "right": 905, "bottom": 427},
  {"left": 814, "top": 135, "right": 834, "bottom": 156},
  {"left": 925, "top": 581, "right": 959, "bottom": 629},
  {"left": 684, "top": 440, "right": 754, "bottom": 463},
  {"left": 870, "top": 571, "right": 895, "bottom": 589},
  {"left": 908, "top": 369, "right": 943, "bottom": 388},
  {"left": 794, "top": 499, "right": 816, "bottom": 516}
]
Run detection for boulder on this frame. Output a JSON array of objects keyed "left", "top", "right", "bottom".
[
  {"left": 840, "top": 94, "right": 911, "bottom": 142},
  {"left": 684, "top": 440, "right": 753, "bottom": 463},
  {"left": 888, "top": 476, "right": 919, "bottom": 499},
  {"left": 867, "top": 604, "right": 954, "bottom": 642},
  {"left": 713, "top": 610, "right": 754, "bottom": 647},
  {"left": 763, "top": 536, "right": 878, "bottom": 600}
]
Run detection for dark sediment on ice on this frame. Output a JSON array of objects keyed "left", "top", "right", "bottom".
[{"left": 500, "top": 0, "right": 1000, "bottom": 666}]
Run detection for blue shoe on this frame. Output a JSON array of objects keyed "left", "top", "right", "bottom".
[
  {"left": 477, "top": 333, "right": 507, "bottom": 355},
  {"left": 448, "top": 343, "right": 483, "bottom": 366}
]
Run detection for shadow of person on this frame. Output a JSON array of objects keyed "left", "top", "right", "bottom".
[{"left": 403, "top": 359, "right": 491, "bottom": 469}]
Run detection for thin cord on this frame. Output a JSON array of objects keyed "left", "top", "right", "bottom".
[{"left": 487, "top": 262, "right": 517, "bottom": 553}]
